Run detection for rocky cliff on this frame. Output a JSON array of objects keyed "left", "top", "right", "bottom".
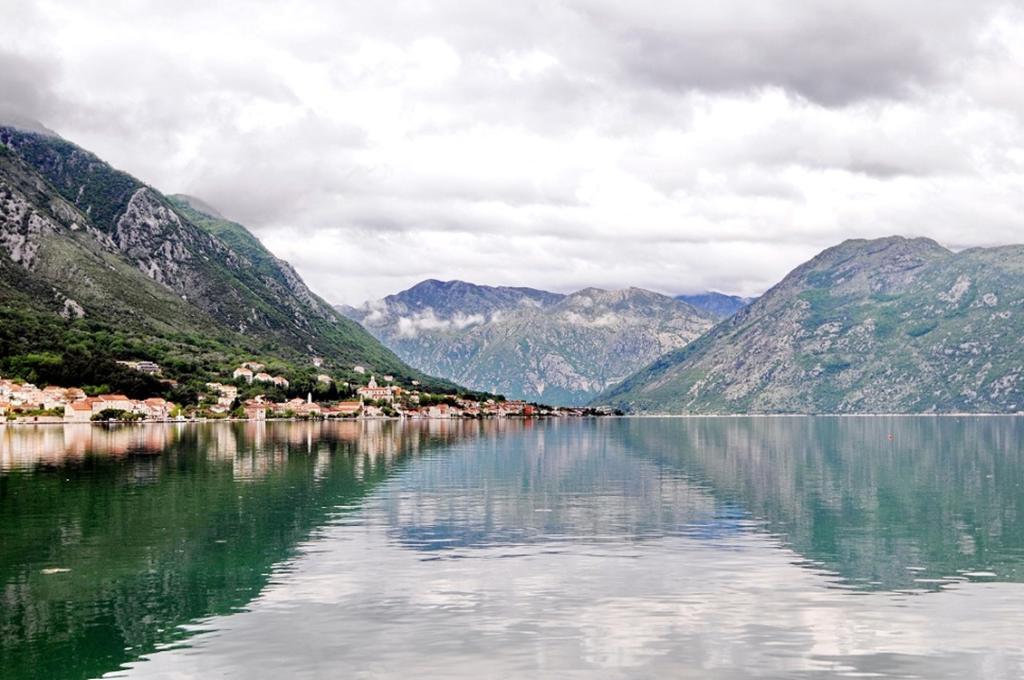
[
  {"left": 341, "top": 281, "right": 715, "bottom": 405},
  {"left": 598, "top": 237, "right": 1024, "bottom": 414}
]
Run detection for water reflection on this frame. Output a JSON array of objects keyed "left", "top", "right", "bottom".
[
  {"left": 0, "top": 420, "right": 487, "bottom": 680},
  {"left": 622, "top": 416, "right": 1024, "bottom": 590},
  {"left": 3, "top": 417, "right": 1024, "bottom": 679},
  {"left": 109, "top": 417, "right": 1024, "bottom": 680}
]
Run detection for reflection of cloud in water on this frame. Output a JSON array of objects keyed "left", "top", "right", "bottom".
[
  {"left": 117, "top": 520, "right": 1024, "bottom": 679},
  {"left": 385, "top": 421, "right": 751, "bottom": 552}
]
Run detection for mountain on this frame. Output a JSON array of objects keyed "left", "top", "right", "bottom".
[
  {"left": 0, "top": 124, "right": 449, "bottom": 396},
  {"left": 340, "top": 280, "right": 715, "bottom": 405},
  {"left": 338, "top": 279, "right": 563, "bottom": 322},
  {"left": 676, "top": 291, "right": 754, "bottom": 319},
  {"left": 597, "top": 236, "right": 1024, "bottom": 414}
]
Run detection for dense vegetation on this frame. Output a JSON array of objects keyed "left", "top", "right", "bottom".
[{"left": 0, "top": 125, "right": 460, "bottom": 403}]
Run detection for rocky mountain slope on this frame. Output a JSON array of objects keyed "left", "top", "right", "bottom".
[
  {"left": 0, "top": 124, "right": 447, "bottom": 395},
  {"left": 676, "top": 292, "right": 754, "bottom": 319},
  {"left": 597, "top": 236, "right": 1024, "bottom": 414},
  {"left": 341, "top": 280, "right": 715, "bottom": 405}
]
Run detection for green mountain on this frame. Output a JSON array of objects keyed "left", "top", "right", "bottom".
[
  {"left": 0, "top": 124, "right": 449, "bottom": 398},
  {"left": 598, "top": 236, "right": 1024, "bottom": 414},
  {"left": 341, "top": 280, "right": 715, "bottom": 406}
]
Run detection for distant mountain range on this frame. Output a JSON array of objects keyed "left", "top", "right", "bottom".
[
  {"left": 676, "top": 292, "right": 755, "bottom": 319},
  {"left": 8, "top": 122, "right": 1020, "bottom": 415},
  {"left": 0, "top": 122, "right": 449, "bottom": 396},
  {"left": 598, "top": 236, "right": 1024, "bottom": 414},
  {"left": 339, "top": 281, "right": 718, "bottom": 405}
]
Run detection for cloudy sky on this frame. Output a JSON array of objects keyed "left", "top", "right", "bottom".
[{"left": 3, "top": 0, "right": 1024, "bottom": 304}]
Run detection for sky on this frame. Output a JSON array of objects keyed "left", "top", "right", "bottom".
[{"left": 3, "top": 0, "right": 1024, "bottom": 305}]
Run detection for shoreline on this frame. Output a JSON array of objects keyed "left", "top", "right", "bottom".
[{"left": 3, "top": 412, "right": 1024, "bottom": 427}]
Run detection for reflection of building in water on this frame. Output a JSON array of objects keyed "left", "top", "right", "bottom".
[
  {"left": 0, "top": 421, "right": 495, "bottom": 493},
  {"left": 0, "top": 425, "right": 179, "bottom": 470}
]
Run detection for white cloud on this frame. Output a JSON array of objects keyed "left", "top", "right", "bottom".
[
  {"left": 3, "top": 1, "right": 1024, "bottom": 304},
  {"left": 395, "top": 310, "right": 486, "bottom": 338}
]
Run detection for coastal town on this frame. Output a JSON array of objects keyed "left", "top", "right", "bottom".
[{"left": 0, "top": 360, "right": 611, "bottom": 424}]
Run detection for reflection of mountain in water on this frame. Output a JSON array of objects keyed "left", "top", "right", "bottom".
[
  {"left": 384, "top": 420, "right": 752, "bottom": 553},
  {"left": 0, "top": 420, "right": 483, "bottom": 680},
  {"left": 621, "top": 416, "right": 1024, "bottom": 590},
  {"left": 381, "top": 418, "right": 1024, "bottom": 592}
]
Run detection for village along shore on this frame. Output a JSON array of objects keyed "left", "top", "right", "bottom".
[{"left": 0, "top": 360, "right": 614, "bottom": 425}]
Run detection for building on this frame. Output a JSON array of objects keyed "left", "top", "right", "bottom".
[
  {"left": 427, "top": 404, "right": 451, "bottom": 419},
  {"left": 311, "top": 357, "right": 323, "bottom": 368},
  {"left": 95, "top": 394, "right": 135, "bottom": 412},
  {"left": 243, "top": 401, "right": 267, "bottom": 420},
  {"left": 135, "top": 361, "right": 161, "bottom": 374},
  {"left": 242, "top": 361, "right": 265, "bottom": 373},
  {"left": 64, "top": 401, "right": 94, "bottom": 422},
  {"left": 233, "top": 367, "right": 254, "bottom": 383},
  {"left": 142, "top": 398, "right": 174, "bottom": 419},
  {"left": 353, "top": 365, "right": 366, "bottom": 374},
  {"left": 117, "top": 360, "right": 161, "bottom": 375},
  {"left": 316, "top": 374, "right": 332, "bottom": 384},
  {"left": 356, "top": 376, "right": 395, "bottom": 403},
  {"left": 329, "top": 401, "right": 362, "bottom": 417},
  {"left": 206, "top": 382, "right": 238, "bottom": 408},
  {"left": 272, "top": 376, "right": 290, "bottom": 388},
  {"left": 254, "top": 372, "right": 274, "bottom": 384}
]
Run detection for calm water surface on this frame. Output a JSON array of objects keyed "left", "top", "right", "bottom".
[{"left": 2, "top": 417, "right": 1023, "bottom": 679}]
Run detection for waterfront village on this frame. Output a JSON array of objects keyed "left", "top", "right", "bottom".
[{"left": 0, "top": 360, "right": 610, "bottom": 424}]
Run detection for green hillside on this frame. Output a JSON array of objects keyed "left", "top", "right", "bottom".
[
  {"left": 597, "top": 237, "right": 1024, "bottom": 414},
  {"left": 0, "top": 125, "right": 453, "bottom": 400}
]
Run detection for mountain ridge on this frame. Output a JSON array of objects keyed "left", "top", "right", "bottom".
[
  {"left": 0, "top": 125, "right": 453, "bottom": 396},
  {"left": 596, "top": 236, "right": 1024, "bottom": 414},
  {"left": 340, "top": 280, "right": 716, "bottom": 405}
]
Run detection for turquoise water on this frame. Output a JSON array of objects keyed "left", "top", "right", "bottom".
[{"left": 2, "top": 417, "right": 1023, "bottom": 678}]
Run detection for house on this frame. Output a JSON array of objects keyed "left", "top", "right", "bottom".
[
  {"left": 316, "top": 374, "right": 332, "bottom": 384},
  {"left": 356, "top": 376, "right": 394, "bottom": 403},
  {"left": 243, "top": 402, "right": 267, "bottom": 420},
  {"left": 64, "top": 401, "right": 94, "bottom": 423},
  {"left": 254, "top": 372, "right": 274, "bottom": 383},
  {"left": 427, "top": 404, "right": 451, "bottom": 419},
  {"left": 272, "top": 376, "right": 290, "bottom": 388},
  {"left": 296, "top": 402, "right": 321, "bottom": 417},
  {"left": 311, "top": 357, "right": 323, "bottom": 368},
  {"left": 142, "top": 398, "right": 174, "bottom": 419},
  {"left": 233, "top": 367, "right": 254, "bottom": 383},
  {"left": 40, "top": 385, "right": 70, "bottom": 409},
  {"left": 95, "top": 394, "right": 134, "bottom": 412},
  {"left": 383, "top": 375, "right": 394, "bottom": 382},
  {"left": 330, "top": 401, "right": 362, "bottom": 417},
  {"left": 117, "top": 360, "right": 161, "bottom": 375},
  {"left": 353, "top": 365, "right": 366, "bottom": 374},
  {"left": 207, "top": 382, "right": 238, "bottom": 407},
  {"left": 135, "top": 361, "right": 161, "bottom": 374},
  {"left": 242, "top": 361, "right": 265, "bottom": 373},
  {"left": 501, "top": 400, "right": 528, "bottom": 415}
]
